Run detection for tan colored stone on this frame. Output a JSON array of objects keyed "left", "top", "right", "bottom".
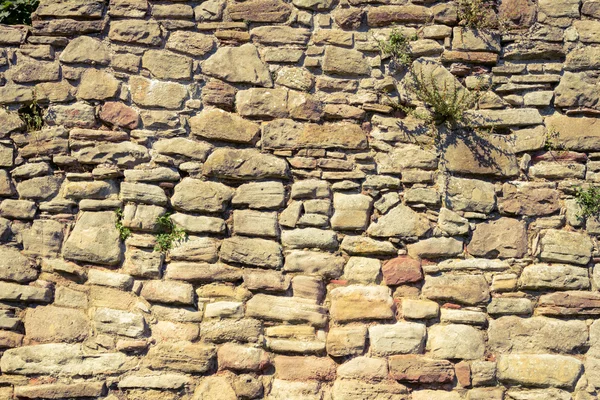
[
  {"left": 109, "top": 20, "right": 162, "bottom": 46},
  {"left": 323, "top": 46, "right": 370, "bottom": 76},
  {"left": 60, "top": 36, "right": 110, "bottom": 64},
  {"left": 203, "top": 148, "right": 289, "bottom": 180},
  {"left": 228, "top": 0, "right": 292, "bottom": 22},
  {"left": 201, "top": 44, "right": 272, "bottom": 87},
  {"left": 497, "top": 354, "right": 582, "bottom": 389},
  {"left": 130, "top": 76, "right": 187, "bottom": 109},
  {"left": 330, "top": 285, "right": 394, "bottom": 323},
  {"left": 77, "top": 69, "right": 120, "bottom": 100},
  {"left": 190, "top": 108, "right": 259, "bottom": 143},
  {"left": 167, "top": 31, "right": 215, "bottom": 56},
  {"left": 422, "top": 274, "right": 490, "bottom": 305}
]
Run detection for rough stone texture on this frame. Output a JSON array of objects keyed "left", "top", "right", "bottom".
[{"left": 0, "top": 1, "right": 599, "bottom": 397}]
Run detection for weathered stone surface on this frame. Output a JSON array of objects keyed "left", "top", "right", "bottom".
[
  {"left": 499, "top": 182, "right": 560, "bottom": 216},
  {"left": 323, "top": 46, "right": 370, "bottom": 76},
  {"left": 94, "top": 308, "right": 146, "bottom": 338},
  {"left": 331, "top": 193, "right": 372, "bottom": 231},
  {"left": 407, "top": 237, "right": 463, "bottom": 259},
  {"left": 368, "top": 205, "right": 430, "bottom": 238},
  {"left": 330, "top": 285, "right": 394, "bottom": 322},
  {"left": 283, "top": 250, "right": 344, "bottom": 278},
  {"left": 203, "top": 149, "right": 289, "bottom": 180},
  {"left": 220, "top": 236, "right": 282, "bottom": 269},
  {"left": 60, "top": 36, "right": 109, "bottom": 64},
  {"left": 246, "top": 294, "right": 327, "bottom": 327},
  {"left": 153, "top": 138, "right": 212, "bottom": 162},
  {"left": 142, "top": 50, "right": 192, "bottom": 80},
  {"left": 554, "top": 71, "right": 600, "bottom": 110},
  {"left": 326, "top": 326, "right": 367, "bottom": 357},
  {"left": 228, "top": 0, "right": 291, "bottom": 22},
  {"left": 190, "top": 108, "right": 259, "bottom": 144},
  {"left": 140, "top": 280, "right": 194, "bottom": 305},
  {"left": 443, "top": 132, "right": 519, "bottom": 177},
  {"left": 262, "top": 119, "right": 367, "bottom": 150},
  {"left": 519, "top": 264, "right": 590, "bottom": 291},
  {"left": 1, "top": 343, "right": 130, "bottom": 375},
  {"left": 232, "top": 181, "right": 285, "bottom": 210},
  {"left": 0, "top": 281, "right": 51, "bottom": 303},
  {"left": 281, "top": 228, "right": 338, "bottom": 250},
  {"left": 172, "top": 178, "right": 233, "bottom": 213},
  {"left": 565, "top": 47, "right": 600, "bottom": 71},
  {"left": 422, "top": 275, "right": 490, "bottom": 305},
  {"left": 145, "top": 341, "right": 216, "bottom": 373},
  {"left": 62, "top": 211, "right": 122, "bottom": 266},
  {"left": 367, "top": 5, "right": 432, "bottom": 26},
  {"left": 274, "top": 355, "right": 336, "bottom": 381},
  {"left": 546, "top": 114, "right": 600, "bottom": 151},
  {"left": 428, "top": 324, "right": 485, "bottom": 360},
  {"left": 17, "top": 175, "right": 62, "bottom": 200},
  {"left": 489, "top": 316, "right": 588, "bottom": 354},
  {"left": 376, "top": 145, "right": 438, "bottom": 174},
  {"left": 382, "top": 256, "right": 423, "bottom": 285},
  {"left": 100, "top": 102, "right": 139, "bottom": 129},
  {"left": 389, "top": 355, "right": 455, "bottom": 384},
  {"left": 23, "top": 219, "right": 64, "bottom": 257},
  {"left": 202, "top": 44, "right": 272, "bottom": 87},
  {"left": 0, "top": 247, "right": 37, "bottom": 283},
  {"left": 467, "top": 218, "right": 527, "bottom": 258},
  {"left": 109, "top": 20, "right": 162, "bottom": 46},
  {"left": 444, "top": 177, "right": 496, "bottom": 213},
  {"left": 24, "top": 306, "right": 89, "bottom": 343},
  {"left": 13, "top": 382, "right": 106, "bottom": 398},
  {"left": 251, "top": 26, "right": 310, "bottom": 45},
  {"left": 331, "top": 379, "right": 408, "bottom": 400},
  {"left": 539, "top": 229, "right": 593, "bottom": 265},
  {"left": 537, "top": 291, "right": 600, "bottom": 316},
  {"left": 167, "top": 31, "right": 215, "bottom": 57},
  {"left": 130, "top": 76, "right": 187, "bottom": 109},
  {"left": 119, "top": 373, "right": 190, "bottom": 390},
  {"left": 369, "top": 323, "right": 426, "bottom": 356},
  {"left": 201, "top": 318, "right": 262, "bottom": 343},
  {"left": 497, "top": 354, "right": 583, "bottom": 389}
]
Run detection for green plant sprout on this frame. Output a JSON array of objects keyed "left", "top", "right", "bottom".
[
  {"left": 115, "top": 209, "right": 131, "bottom": 241},
  {"left": 154, "top": 213, "right": 187, "bottom": 253},
  {"left": 575, "top": 186, "right": 600, "bottom": 219}
]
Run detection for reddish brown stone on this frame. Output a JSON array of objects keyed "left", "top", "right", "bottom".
[
  {"left": 367, "top": 5, "right": 432, "bottom": 27},
  {"left": 201, "top": 80, "right": 236, "bottom": 110},
  {"left": 537, "top": 291, "right": 600, "bottom": 316},
  {"left": 382, "top": 256, "right": 423, "bottom": 285},
  {"left": 274, "top": 356, "right": 336, "bottom": 381},
  {"left": 455, "top": 361, "right": 471, "bottom": 388},
  {"left": 0, "top": 330, "right": 23, "bottom": 348},
  {"left": 499, "top": 0, "right": 536, "bottom": 28},
  {"left": 389, "top": 355, "right": 455, "bottom": 384},
  {"left": 441, "top": 50, "right": 499, "bottom": 65},
  {"left": 499, "top": 182, "right": 561, "bottom": 217},
  {"left": 532, "top": 151, "right": 588, "bottom": 162},
  {"left": 333, "top": 8, "right": 363, "bottom": 30},
  {"left": 100, "top": 102, "right": 139, "bottom": 129}
]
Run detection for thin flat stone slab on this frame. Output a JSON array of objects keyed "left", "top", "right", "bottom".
[{"left": 246, "top": 294, "right": 327, "bottom": 327}]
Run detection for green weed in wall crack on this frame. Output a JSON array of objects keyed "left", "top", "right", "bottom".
[
  {"left": 377, "top": 28, "right": 417, "bottom": 70},
  {"left": 155, "top": 213, "right": 187, "bottom": 253},
  {"left": 115, "top": 209, "right": 131, "bottom": 241},
  {"left": 575, "top": 186, "right": 600, "bottom": 220},
  {"left": 18, "top": 97, "right": 44, "bottom": 132}
]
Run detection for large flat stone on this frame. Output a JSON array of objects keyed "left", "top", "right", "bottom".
[
  {"left": 246, "top": 294, "right": 327, "bottom": 327},
  {"left": 489, "top": 316, "right": 588, "bottom": 354},
  {"left": 367, "top": 205, "right": 430, "bottom": 239},
  {"left": 109, "top": 20, "right": 162, "bottom": 46},
  {"left": 145, "top": 341, "right": 216, "bottom": 373},
  {"left": 262, "top": 119, "right": 367, "bottom": 150},
  {"left": 444, "top": 177, "right": 496, "bottom": 213},
  {"left": 497, "top": 354, "right": 583, "bottom": 389},
  {"left": 330, "top": 285, "right": 394, "bottom": 323},
  {"left": 546, "top": 114, "right": 600, "bottom": 151},
  {"left": 322, "top": 46, "right": 370, "bottom": 76},
  {"left": 130, "top": 76, "right": 187, "bottom": 109},
  {"left": 389, "top": 355, "right": 454, "bottom": 384},
  {"left": 220, "top": 236, "right": 282, "bottom": 269},
  {"left": 228, "top": 0, "right": 291, "bottom": 22},
  {"left": 537, "top": 291, "right": 600, "bottom": 316},
  {"left": 203, "top": 149, "right": 289, "bottom": 180},
  {"left": 499, "top": 182, "right": 560, "bottom": 216},
  {"left": 443, "top": 131, "right": 519, "bottom": 177},
  {"left": 369, "top": 323, "right": 426, "bottom": 356},
  {"left": 539, "top": 229, "right": 593, "bottom": 265},
  {"left": 172, "top": 178, "right": 234, "bottom": 213},
  {"left": 428, "top": 324, "right": 485, "bottom": 360},
  {"left": 24, "top": 306, "right": 89, "bottom": 343},
  {"left": 190, "top": 108, "right": 260, "bottom": 144},
  {"left": 422, "top": 274, "right": 490, "bottom": 305},
  {"left": 467, "top": 218, "right": 527, "bottom": 258},
  {"left": 519, "top": 264, "right": 590, "bottom": 291},
  {"left": 0, "top": 344, "right": 131, "bottom": 375},
  {"left": 14, "top": 382, "right": 106, "bottom": 399},
  {"left": 201, "top": 44, "right": 272, "bottom": 87},
  {"left": 62, "top": 211, "right": 122, "bottom": 266},
  {"left": 0, "top": 247, "right": 37, "bottom": 283},
  {"left": 554, "top": 71, "right": 600, "bottom": 110}
]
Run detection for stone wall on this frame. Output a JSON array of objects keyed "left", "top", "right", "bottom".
[{"left": 0, "top": 0, "right": 600, "bottom": 398}]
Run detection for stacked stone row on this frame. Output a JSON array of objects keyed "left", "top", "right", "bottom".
[{"left": 0, "top": 0, "right": 600, "bottom": 399}]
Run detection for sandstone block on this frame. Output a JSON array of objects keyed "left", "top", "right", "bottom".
[
  {"left": 369, "top": 322, "right": 427, "bottom": 356},
  {"left": 422, "top": 274, "right": 490, "bottom": 305},
  {"left": 467, "top": 218, "right": 527, "bottom": 258},
  {"left": 246, "top": 294, "right": 327, "bottom": 327},
  {"left": 428, "top": 324, "right": 485, "bottom": 360},
  {"left": 220, "top": 236, "right": 283, "bottom": 269},
  {"left": 283, "top": 250, "right": 344, "bottom": 278},
  {"left": 326, "top": 326, "right": 367, "bottom": 357},
  {"left": 368, "top": 204, "right": 430, "bottom": 239},
  {"left": 539, "top": 229, "right": 593, "bottom": 265},
  {"left": 203, "top": 148, "right": 289, "bottom": 180},
  {"left": 145, "top": 341, "right": 216, "bottom": 373},
  {"left": 201, "top": 44, "right": 272, "bottom": 87},
  {"left": 62, "top": 211, "right": 122, "bottom": 266},
  {"left": 519, "top": 264, "right": 590, "bottom": 291},
  {"left": 172, "top": 178, "right": 233, "bottom": 213},
  {"left": 24, "top": 306, "right": 89, "bottom": 343},
  {"left": 497, "top": 354, "right": 582, "bottom": 389},
  {"left": 190, "top": 108, "right": 259, "bottom": 144},
  {"left": 389, "top": 355, "right": 455, "bottom": 384},
  {"left": 140, "top": 280, "right": 194, "bottom": 305},
  {"left": 330, "top": 285, "right": 394, "bottom": 323}
]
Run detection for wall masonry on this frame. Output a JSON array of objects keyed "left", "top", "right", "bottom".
[{"left": 1, "top": 0, "right": 600, "bottom": 398}]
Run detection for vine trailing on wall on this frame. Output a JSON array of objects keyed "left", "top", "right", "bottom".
[{"left": 0, "top": 0, "right": 39, "bottom": 25}]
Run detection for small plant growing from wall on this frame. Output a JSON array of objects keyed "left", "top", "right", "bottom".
[
  {"left": 18, "top": 97, "right": 44, "bottom": 132},
  {"left": 115, "top": 209, "right": 131, "bottom": 241},
  {"left": 0, "top": 0, "right": 39, "bottom": 25},
  {"left": 575, "top": 186, "right": 600, "bottom": 219},
  {"left": 154, "top": 213, "right": 187, "bottom": 254},
  {"left": 457, "top": 0, "right": 506, "bottom": 31},
  {"left": 377, "top": 28, "right": 416, "bottom": 71}
]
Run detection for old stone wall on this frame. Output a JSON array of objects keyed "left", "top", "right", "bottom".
[{"left": 0, "top": 0, "right": 600, "bottom": 398}]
